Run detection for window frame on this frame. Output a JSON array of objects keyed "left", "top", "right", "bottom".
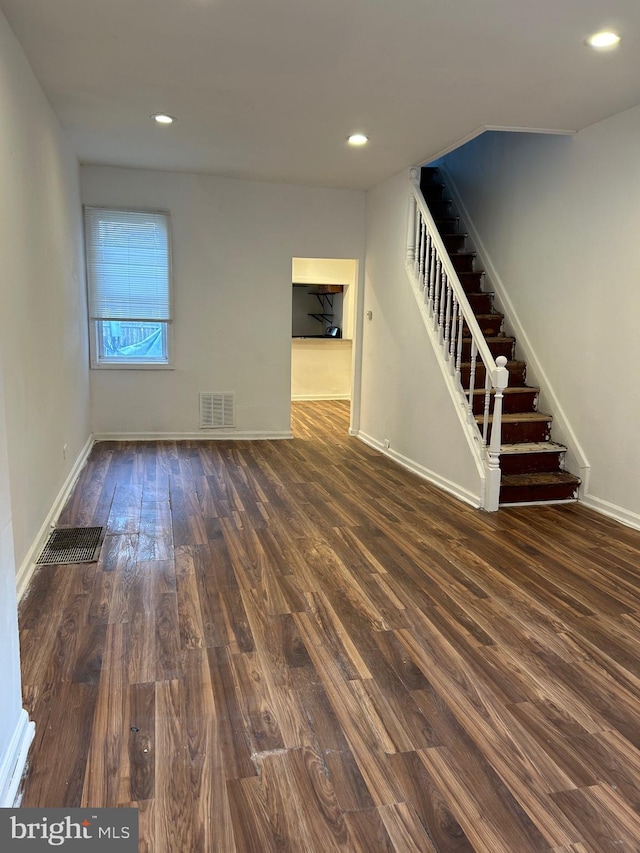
[
  {"left": 90, "top": 320, "right": 174, "bottom": 371},
  {"left": 84, "top": 206, "right": 174, "bottom": 370}
]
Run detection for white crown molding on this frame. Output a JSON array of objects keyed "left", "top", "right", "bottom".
[{"left": 424, "top": 124, "right": 576, "bottom": 166}]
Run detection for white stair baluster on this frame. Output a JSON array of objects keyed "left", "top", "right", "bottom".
[
  {"left": 414, "top": 207, "right": 421, "bottom": 278},
  {"left": 449, "top": 296, "right": 458, "bottom": 369},
  {"left": 428, "top": 242, "right": 436, "bottom": 313},
  {"left": 443, "top": 281, "right": 452, "bottom": 357},
  {"left": 433, "top": 258, "right": 442, "bottom": 330},
  {"left": 455, "top": 308, "right": 464, "bottom": 384},
  {"left": 418, "top": 220, "right": 426, "bottom": 290},
  {"left": 423, "top": 232, "right": 432, "bottom": 305},
  {"left": 406, "top": 195, "right": 416, "bottom": 267},
  {"left": 438, "top": 271, "right": 447, "bottom": 344},
  {"left": 468, "top": 341, "right": 478, "bottom": 418},
  {"left": 482, "top": 370, "right": 491, "bottom": 444}
]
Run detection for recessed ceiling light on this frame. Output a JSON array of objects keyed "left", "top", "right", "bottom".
[
  {"left": 348, "top": 133, "right": 368, "bottom": 146},
  {"left": 586, "top": 31, "right": 621, "bottom": 48},
  {"left": 151, "top": 113, "right": 176, "bottom": 124}
]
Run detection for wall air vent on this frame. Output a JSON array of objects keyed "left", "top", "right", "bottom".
[{"left": 199, "top": 393, "right": 235, "bottom": 429}]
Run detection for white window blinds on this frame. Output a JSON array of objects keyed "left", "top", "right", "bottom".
[{"left": 85, "top": 208, "right": 172, "bottom": 321}]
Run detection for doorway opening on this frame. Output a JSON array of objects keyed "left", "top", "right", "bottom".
[{"left": 290, "top": 258, "right": 358, "bottom": 435}]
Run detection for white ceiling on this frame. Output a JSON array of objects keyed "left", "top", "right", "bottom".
[{"left": 2, "top": 0, "right": 640, "bottom": 190}]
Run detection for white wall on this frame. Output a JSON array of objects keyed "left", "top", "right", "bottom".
[
  {"left": 291, "top": 340, "right": 352, "bottom": 400},
  {"left": 359, "top": 169, "right": 484, "bottom": 505},
  {"left": 0, "top": 10, "right": 90, "bottom": 575},
  {"left": 441, "top": 116, "right": 640, "bottom": 525},
  {"left": 81, "top": 166, "right": 365, "bottom": 438},
  {"left": 0, "top": 7, "right": 87, "bottom": 801}
]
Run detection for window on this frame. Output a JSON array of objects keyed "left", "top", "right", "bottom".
[{"left": 84, "top": 207, "right": 173, "bottom": 368}]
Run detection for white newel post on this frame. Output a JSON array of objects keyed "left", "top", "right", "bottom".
[{"left": 485, "top": 355, "right": 509, "bottom": 511}]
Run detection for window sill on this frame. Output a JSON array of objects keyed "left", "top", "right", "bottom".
[{"left": 91, "top": 361, "right": 175, "bottom": 371}]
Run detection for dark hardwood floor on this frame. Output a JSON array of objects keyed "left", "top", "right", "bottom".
[{"left": 17, "top": 400, "right": 640, "bottom": 851}]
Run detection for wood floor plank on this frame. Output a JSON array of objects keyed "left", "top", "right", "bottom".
[
  {"left": 138, "top": 500, "right": 174, "bottom": 562},
  {"left": 378, "top": 800, "right": 440, "bottom": 852},
  {"left": 123, "top": 682, "right": 155, "bottom": 803},
  {"left": 294, "top": 614, "right": 405, "bottom": 805},
  {"left": 80, "top": 623, "right": 128, "bottom": 807},
  {"left": 289, "top": 666, "right": 375, "bottom": 813},
  {"left": 21, "top": 681, "right": 98, "bottom": 808},
  {"left": 181, "top": 648, "right": 236, "bottom": 852},
  {"left": 107, "top": 484, "right": 142, "bottom": 535},
  {"left": 230, "top": 651, "right": 286, "bottom": 754},
  {"left": 419, "top": 744, "right": 555, "bottom": 852},
  {"left": 550, "top": 785, "right": 640, "bottom": 853},
  {"left": 401, "top": 633, "right": 583, "bottom": 845},
  {"left": 343, "top": 808, "right": 395, "bottom": 852},
  {"left": 206, "top": 646, "right": 260, "bottom": 781},
  {"left": 275, "top": 746, "right": 351, "bottom": 849},
  {"left": 125, "top": 570, "right": 156, "bottom": 685},
  {"left": 106, "top": 533, "right": 139, "bottom": 623},
  {"left": 174, "top": 549, "right": 206, "bottom": 650},
  {"left": 154, "top": 679, "right": 196, "bottom": 852},
  {"left": 17, "top": 401, "right": 640, "bottom": 851},
  {"left": 387, "top": 750, "right": 475, "bottom": 851},
  {"left": 227, "top": 776, "right": 277, "bottom": 852}
]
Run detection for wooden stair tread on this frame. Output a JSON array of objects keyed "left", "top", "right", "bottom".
[
  {"left": 462, "top": 358, "right": 525, "bottom": 368},
  {"left": 475, "top": 412, "right": 552, "bottom": 423},
  {"left": 501, "top": 472, "right": 580, "bottom": 487},
  {"left": 467, "top": 386, "right": 540, "bottom": 397},
  {"left": 462, "top": 335, "right": 515, "bottom": 343},
  {"left": 500, "top": 441, "right": 566, "bottom": 454}
]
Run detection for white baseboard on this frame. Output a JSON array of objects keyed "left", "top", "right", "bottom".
[
  {"left": 93, "top": 430, "right": 292, "bottom": 441},
  {"left": 500, "top": 499, "right": 578, "bottom": 508},
  {"left": 581, "top": 493, "right": 640, "bottom": 532},
  {"left": 291, "top": 394, "right": 351, "bottom": 401},
  {"left": 355, "top": 430, "right": 482, "bottom": 509},
  {"left": 0, "top": 709, "right": 35, "bottom": 807},
  {"left": 16, "top": 435, "right": 94, "bottom": 601}
]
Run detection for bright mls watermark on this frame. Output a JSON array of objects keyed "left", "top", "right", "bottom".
[{"left": 0, "top": 809, "right": 138, "bottom": 850}]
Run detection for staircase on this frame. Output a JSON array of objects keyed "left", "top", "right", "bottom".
[{"left": 420, "top": 166, "right": 580, "bottom": 505}]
